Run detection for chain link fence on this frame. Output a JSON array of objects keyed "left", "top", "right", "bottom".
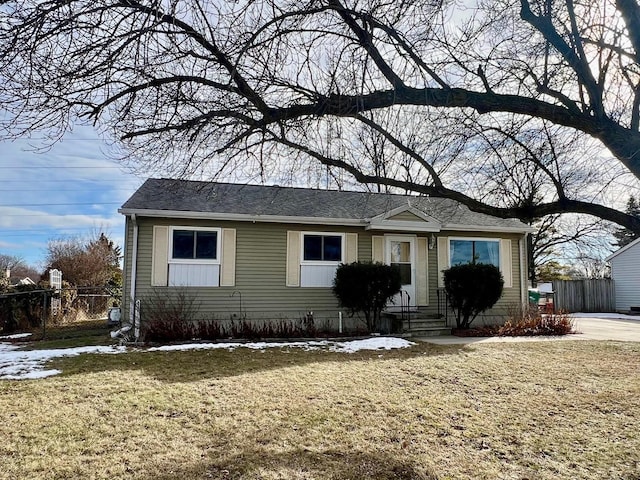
[{"left": 0, "top": 286, "right": 121, "bottom": 341}]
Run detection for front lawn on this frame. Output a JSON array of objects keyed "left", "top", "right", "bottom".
[{"left": 0, "top": 341, "right": 638, "bottom": 479}]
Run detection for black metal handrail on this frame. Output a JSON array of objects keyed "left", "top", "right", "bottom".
[
  {"left": 436, "top": 288, "right": 448, "bottom": 323},
  {"left": 399, "top": 290, "right": 411, "bottom": 331}
]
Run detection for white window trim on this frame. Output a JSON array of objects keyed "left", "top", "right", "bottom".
[
  {"left": 300, "top": 232, "right": 345, "bottom": 265},
  {"left": 169, "top": 226, "right": 221, "bottom": 265},
  {"left": 448, "top": 236, "right": 500, "bottom": 267}
]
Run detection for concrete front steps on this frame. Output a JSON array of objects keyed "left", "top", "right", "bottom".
[{"left": 383, "top": 309, "right": 452, "bottom": 337}]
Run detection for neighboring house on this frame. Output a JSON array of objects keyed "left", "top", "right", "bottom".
[
  {"left": 4, "top": 269, "right": 36, "bottom": 287},
  {"left": 606, "top": 238, "right": 640, "bottom": 312},
  {"left": 119, "top": 179, "right": 533, "bottom": 331},
  {"left": 11, "top": 277, "right": 36, "bottom": 287}
]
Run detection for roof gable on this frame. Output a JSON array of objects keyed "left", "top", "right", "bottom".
[
  {"left": 368, "top": 205, "right": 441, "bottom": 232},
  {"left": 606, "top": 236, "right": 640, "bottom": 261}
]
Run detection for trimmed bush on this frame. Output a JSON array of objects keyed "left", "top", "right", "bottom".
[
  {"left": 444, "top": 263, "right": 504, "bottom": 329},
  {"left": 333, "top": 262, "right": 402, "bottom": 332}
]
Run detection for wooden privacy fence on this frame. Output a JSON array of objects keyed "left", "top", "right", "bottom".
[{"left": 551, "top": 279, "right": 615, "bottom": 313}]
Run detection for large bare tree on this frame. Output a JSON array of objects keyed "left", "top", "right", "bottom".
[{"left": 1, "top": 0, "right": 640, "bottom": 229}]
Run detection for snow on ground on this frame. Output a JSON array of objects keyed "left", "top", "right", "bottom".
[
  {"left": 0, "top": 337, "right": 415, "bottom": 381},
  {"left": 0, "top": 333, "right": 33, "bottom": 340},
  {"left": 573, "top": 312, "right": 640, "bottom": 321},
  {"left": 146, "top": 336, "right": 414, "bottom": 354},
  {"left": 0, "top": 343, "right": 126, "bottom": 380}
]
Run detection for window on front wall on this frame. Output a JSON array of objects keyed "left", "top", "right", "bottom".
[
  {"left": 450, "top": 239, "right": 499, "bottom": 267},
  {"left": 303, "top": 234, "right": 343, "bottom": 262},
  {"left": 171, "top": 229, "right": 218, "bottom": 260}
]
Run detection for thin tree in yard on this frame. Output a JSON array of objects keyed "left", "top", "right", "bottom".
[{"left": 2, "top": 1, "right": 640, "bottom": 231}]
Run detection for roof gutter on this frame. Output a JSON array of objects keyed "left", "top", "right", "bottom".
[
  {"left": 118, "top": 208, "right": 369, "bottom": 227},
  {"left": 443, "top": 223, "right": 536, "bottom": 234}
]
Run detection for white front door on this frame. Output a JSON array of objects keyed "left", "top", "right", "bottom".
[{"left": 386, "top": 236, "right": 416, "bottom": 309}]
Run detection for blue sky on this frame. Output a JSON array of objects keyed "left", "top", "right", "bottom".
[{"left": 1, "top": 126, "right": 144, "bottom": 269}]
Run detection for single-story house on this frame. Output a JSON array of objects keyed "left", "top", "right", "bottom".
[
  {"left": 119, "top": 179, "right": 533, "bottom": 333},
  {"left": 3, "top": 269, "right": 36, "bottom": 287},
  {"left": 606, "top": 237, "right": 640, "bottom": 312}
]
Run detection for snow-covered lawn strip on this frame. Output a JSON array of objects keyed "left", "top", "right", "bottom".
[
  {"left": 0, "top": 333, "right": 33, "bottom": 340},
  {"left": 0, "top": 337, "right": 415, "bottom": 380}
]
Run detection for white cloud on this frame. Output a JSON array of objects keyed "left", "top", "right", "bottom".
[{"left": 0, "top": 124, "right": 142, "bottom": 264}]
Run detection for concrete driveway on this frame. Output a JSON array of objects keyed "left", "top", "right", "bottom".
[{"left": 419, "top": 312, "right": 640, "bottom": 345}]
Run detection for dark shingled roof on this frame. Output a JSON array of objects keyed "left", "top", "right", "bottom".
[{"left": 120, "top": 178, "right": 528, "bottom": 230}]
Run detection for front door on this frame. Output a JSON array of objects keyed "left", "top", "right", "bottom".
[{"left": 385, "top": 236, "right": 416, "bottom": 309}]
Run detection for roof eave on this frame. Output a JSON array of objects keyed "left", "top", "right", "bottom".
[
  {"left": 120, "top": 208, "right": 532, "bottom": 233},
  {"left": 605, "top": 236, "right": 640, "bottom": 261},
  {"left": 118, "top": 208, "right": 368, "bottom": 227},
  {"left": 442, "top": 223, "right": 535, "bottom": 234}
]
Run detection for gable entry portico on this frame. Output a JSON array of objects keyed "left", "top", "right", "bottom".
[{"left": 367, "top": 205, "right": 439, "bottom": 311}]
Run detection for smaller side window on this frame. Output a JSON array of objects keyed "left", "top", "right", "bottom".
[
  {"left": 303, "top": 234, "right": 343, "bottom": 262},
  {"left": 171, "top": 229, "right": 218, "bottom": 260}
]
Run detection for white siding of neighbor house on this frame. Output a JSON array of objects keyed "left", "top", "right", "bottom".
[{"left": 610, "top": 243, "right": 640, "bottom": 311}]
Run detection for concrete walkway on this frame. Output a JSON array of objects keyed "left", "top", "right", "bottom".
[{"left": 417, "top": 313, "right": 640, "bottom": 345}]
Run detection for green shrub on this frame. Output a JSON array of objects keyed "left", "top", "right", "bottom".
[
  {"left": 444, "top": 263, "right": 504, "bottom": 329},
  {"left": 332, "top": 262, "right": 402, "bottom": 332}
]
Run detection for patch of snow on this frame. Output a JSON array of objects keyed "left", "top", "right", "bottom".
[
  {"left": 0, "top": 333, "right": 33, "bottom": 340},
  {"left": 0, "top": 337, "right": 414, "bottom": 381},
  {"left": 147, "top": 337, "right": 415, "bottom": 354},
  {"left": 0, "top": 344, "right": 126, "bottom": 381},
  {"left": 328, "top": 337, "right": 415, "bottom": 353},
  {"left": 572, "top": 312, "right": 640, "bottom": 321}
]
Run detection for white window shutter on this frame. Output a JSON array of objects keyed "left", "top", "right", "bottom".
[
  {"left": 500, "top": 239, "right": 513, "bottom": 288},
  {"left": 372, "top": 236, "right": 384, "bottom": 263},
  {"left": 220, "top": 228, "right": 236, "bottom": 287},
  {"left": 286, "top": 231, "right": 301, "bottom": 287},
  {"left": 416, "top": 237, "right": 429, "bottom": 306},
  {"left": 151, "top": 225, "right": 169, "bottom": 286},
  {"left": 345, "top": 233, "right": 358, "bottom": 263},
  {"left": 437, "top": 236, "right": 449, "bottom": 288}
]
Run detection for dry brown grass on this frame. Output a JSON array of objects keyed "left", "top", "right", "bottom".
[{"left": 1, "top": 341, "right": 639, "bottom": 479}]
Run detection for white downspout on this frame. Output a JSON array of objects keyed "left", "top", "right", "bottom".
[{"left": 129, "top": 214, "right": 139, "bottom": 326}]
